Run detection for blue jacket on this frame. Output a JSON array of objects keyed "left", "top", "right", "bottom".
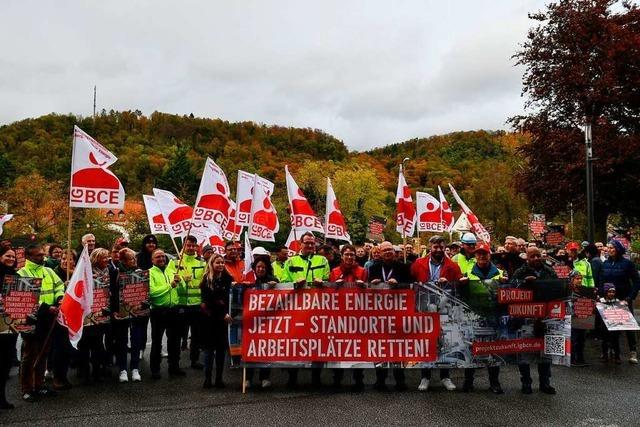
[{"left": 599, "top": 257, "right": 640, "bottom": 300}]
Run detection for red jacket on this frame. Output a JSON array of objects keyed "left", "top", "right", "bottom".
[
  {"left": 411, "top": 255, "right": 462, "bottom": 283},
  {"left": 329, "top": 264, "right": 368, "bottom": 283}
]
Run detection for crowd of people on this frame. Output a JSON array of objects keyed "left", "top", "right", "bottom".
[{"left": 0, "top": 230, "right": 638, "bottom": 409}]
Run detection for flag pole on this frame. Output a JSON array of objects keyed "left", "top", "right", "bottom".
[
  {"left": 242, "top": 367, "right": 247, "bottom": 394},
  {"left": 66, "top": 206, "right": 73, "bottom": 280}
]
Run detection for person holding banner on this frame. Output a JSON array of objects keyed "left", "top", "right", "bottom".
[
  {"left": 271, "top": 246, "right": 289, "bottom": 282},
  {"left": 149, "top": 249, "right": 185, "bottom": 379},
  {"left": 599, "top": 240, "right": 640, "bottom": 364},
  {"left": 598, "top": 283, "right": 622, "bottom": 363},
  {"left": 200, "top": 254, "right": 233, "bottom": 389},
  {"left": 411, "top": 236, "right": 460, "bottom": 392},
  {"left": 168, "top": 235, "right": 206, "bottom": 370},
  {"left": 224, "top": 241, "right": 245, "bottom": 283},
  {"left": 17, "top": 244, "right": 65, "bottom": 402},
  {"left": 369, "top": 241, "right": 411, "bottom": 391},
  {"left": 452, "top": 233, "right": 477, "bottom": 275},
  {"left": 566, "top": 242, "right": 595, "bottom": 287},
  {"left": 459, "top": 242, "right": 505, "bottom": 394},
  {"left": 0, "top": 247, "right": 18, "bottom": 409}
]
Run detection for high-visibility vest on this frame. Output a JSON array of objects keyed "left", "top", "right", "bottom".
[
  {"left": 573, "top": 258, "right": 595, "bottom": 287},
  {"left": 168, "top": 254, "right": 205, "bottom": 306},
  {"left": 148, "top": 265, "right": 183, "bottom": 308},
  {"left": 272, "top": 260, "right": 286, "bottom": 282},
  {"left": 281, "top": 254, "right": 329, "bottom": 286},
  {"left": 17, "top": 259, "right": 65, "bottom": 306},
  {"left": 453, "top": 252, "right": 476, "bottom": 275}
]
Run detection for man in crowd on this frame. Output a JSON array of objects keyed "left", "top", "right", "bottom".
[
  {"left": 224, "top": 241, "right": 244, "bottom": 283},
  {"left": 369, "top": 241, "right": 411, "bottom": 391},
  {"left": 272, "top": 246, "right": 289, "bottom": 281},
  {"left": 169, "top": 235, "right": 206, "bottom": 370},
  {"left": 566, "top": 242, "right": 595, "bottom": 287},
  {"left": 452, "top": 232, "right": 477, "bottom": 275},
  {"left": 81, "top": 234, "right": 96, "bottom": 255},
  {"left": 318, "top": 244, "right": 341, "bottom": 270},
  {"left": 495, "top": 236, "right": 525, "bottom": 278},
  {"left": 512, "top": 247, "right": 558, "bottom": 395},
  {"left": 17, "top": 244, "right": 65, "bottom": 402},
  {"left": 411, "top": 235, "right": 460, "bottom": 392}
]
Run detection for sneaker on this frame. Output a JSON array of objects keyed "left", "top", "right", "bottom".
[
  {"left": 44, "top": 370, "right": 53, "bottom": 380},
  {"left": 418, "top": 378, "right": 429, "bottom": 391},
  {"left": 441, "top": 378, "right": 456, "bottom": 391},
  {"left": 131, "top": 369, "right": 142, "bottom": 382},
  {"left": 139, "top": 350, "right": 145, "bottom": 360},
  {"left": 540, "top": 384, "right": 556, "bottom": 395},
  {"left": 22, "top": 393, "right": 37, "bottom": 403},
  {"left": 161, "top": 350, "right": 169, "bottom": 358},
  {"left": 261, "top": 379, "right": 272, "bottom": 389},
  {"left": 244, "top": 380, "right": 251, "bottom": 389},
  {"left": 119, "top": 370, "right": 129, "bottom": 383},
  {"left": 629, "top": 351, "right": 638, "bottom": 364}
]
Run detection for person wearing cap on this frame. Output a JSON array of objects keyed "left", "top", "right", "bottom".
[
  {"left": 136, "top": 234, "right": 159, "bottom": 270},
  {"left": 598, "top": 283, "right": 622, "bottom": 363},
  {"left": 167, "top": 235, "right": 206, "bottom": 370},
  {"left": 566, "top": 242, "right": 595, "bottom": 287},
  {"left": 411, "top": 235, "right": 461, "bottom": 392},
  {"left": 224, "top": 241, "right": 245, "bottom": 283},
  {"left": 201, "top": 245, "right": 214, "bottom": 263},
  {"left": 600, "top": 240, "right": 640, "bottom": 363},
  {"left": 452, "top": 232, "right": 477, "bottom": 275},
  {"left": 271, "top": 246, "right": 289, "bottom": 282}
]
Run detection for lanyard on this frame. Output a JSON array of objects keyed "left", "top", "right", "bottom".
[{"left": 382, "top": 266, "right": 394, "bottom": 282}]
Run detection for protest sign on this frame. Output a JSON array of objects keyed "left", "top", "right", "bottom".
[
  {"left": 117, "top": 270, "right": 150, "bottom": 319},
  {"left": 528, "top": 214, "right": 546, "bottom": 240},
  {"left": 596, "top": 300, "right": 640, "bottom": 331},
  {"left": 15, "top": 247, "right": 26, "bottom": 269},
  {"left": 571, "top": 297, "right": 596, "bottom": 330},
  {"left": 366, "top": 216, "right": 386, "bottom": 242},
  {"left": 85, "top": 271, "right": 111, "bottom": 326},
  {"left": 0, "top": 276, "right": 41, "bottom": 334}
]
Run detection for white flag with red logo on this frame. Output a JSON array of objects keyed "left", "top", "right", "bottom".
[
  {"left": 58, "top": 246, "right": 93, "bottom": 349},
  {"left": 206, "top": 233, "right": 227, "bottom": 255},
  {"left": 0, "top": 214, "right": 13, "bottom": 236},
  {"left": 448, "top": 183, "right": 491, "bottom": 242},
  {"left": 243, "top": 232, "right": 253, "bottom": 276},
  {"left": 248, "top": 175, "right": 279, "bottom": 242},
  {"left": 222, "top": 200, "right": 243, "bottom": 241},
  {"left": 395, "top": 165, "right": 416, "bottom": 238},
  {"left": 438, "top": 185, "right": 454, "bottom": 232},
  {"left": 152, "top": 188, "right": 194, "bottom": 240},
  {"left": 325, "top": 178, "right": 351, "bottom": 243},
  {"left": 285, "top": 229, "right": 302, "bottom": 257},
  {"left": 285, "top": 166, "right": 324, "bottom": 234},
  {"left": 193, "top": 158, "right": 232, "bottom": 231},
  {"left": 69, "top": 126, "right": 125, "bottom": 209},
  {"left": 236, "top": 170, "right": 274, "bottom": 227},
  {"left": 416, "top": 191, "right": 442, "bottom": 233},
  {"left": 142, "top": 195, "right": 169, "bottom": 235}
]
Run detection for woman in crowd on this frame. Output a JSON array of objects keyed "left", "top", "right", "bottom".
[
  {"left": 200, "top": 254, "right": 233, "bottom": 389},
  {"left": 44, "top": 244, "right": 63, "bottom": 270},
  {"left": 50, "top": 249, "right": 76, "bottom": 391},
  {"left": 0, "top": 247, "right": 18, "bottom": 409},
  {"left": 242, "top": 258, "right": 278, "bottom": 389},
  {"left": 136, "top": 235, "right": 159, "bottom": 271},
  {"left": 53, "top": 249, "right": 76, "bottom": 282}
]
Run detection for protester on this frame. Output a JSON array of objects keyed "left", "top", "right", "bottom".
[
  {"left": 44, "top": 244, "right": 63, "bottom": 269},
  {"left": 411, "top": 236, "right": 460, "bottom": 392},
  {"left": 363, "top": 246, "right": 381, "bottom": 274},
  {"left": 584, "top": 243, "right": 603, "bottom": 289},
  {"left": 224, "top": 241, "right": 245, "bottom": 283},
  {"left": 0, "top": 247, "right": 18, "bottom": 408},
  {"left": 242, "top": 258, "right": 277, "bottom": 389},
  {"left": 355, "top": 246, "right": 368, "bottom": 267},
  {"left": 566, "top": 242, "right": 595, "bottom": 287},
  {"left": 369, "top": 241, "right": 411, "bottom": 391},
  {"left": 404, "top": 244, "right": 418, "bottom": 263},
  {"left": 448, "top": 242, "right": 461, "bottom": 258},
  {"left": 595, "top": 242, "right": 606, "bottom": 261},
  {"left": 495, "top": 236, "right": 525, "bottom": 278},
  {"left": 452, "top": 232, "right": 477, "bottom": 275},
  {"left": 271, "top": 246, "right": 288, "bottom": 282},
  {"left": 599, "top": 240, "right": 640, "bottom": 364},
  {"left": 54, "top": 250, "right": 76, "bottom": 282},
  {"left": 200, "top": 254, "right": 233, "bottom": 388},
  {"left": 598, "top": 283, "right": 622, "bottom": 363},
  {"left": 568, "top": 270, "right": 589, "bottom": 367},
  {"left": 109, "top": 243, "right": 122, "bottom": 270},
  {"left": 512, "top": 247, "right": 558, "bottom": 395},
  {"left": 82, "top": 234, "right": 96, "bottom": 255},
  {"left": 136, "top": 235, "right": 159, "bottom": 270},
  {"left": 459, "top": 242, "right": 505, "bottom": 393},
  {"left": 201, "top": 245, "right": 214, "bottom": 263},
  {"left": 149, "top": 249, "right": 185, "bottom": 379},
  {"left": 17, "top": 244, "right": 65, "bottom": 402},
  {"left": 168, "top": 235, "right": 205, "bottom": 370}
]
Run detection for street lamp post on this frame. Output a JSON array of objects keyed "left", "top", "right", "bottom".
[{"left": 584, "top": 123, "right": 595, "bottom": 242}]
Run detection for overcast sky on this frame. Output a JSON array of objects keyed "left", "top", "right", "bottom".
[{"left": 1, "top": 0, "right": 545, "bottom": 151}]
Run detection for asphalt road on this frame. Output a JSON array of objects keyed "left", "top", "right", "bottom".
[{"left": 1, "top": 339, "right": 638, "bottom": 426}]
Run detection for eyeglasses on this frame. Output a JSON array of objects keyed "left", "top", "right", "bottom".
[{"left": 342, "top": 253, "right": 356, "bottom": 257}]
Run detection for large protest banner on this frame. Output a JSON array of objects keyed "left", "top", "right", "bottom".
[
  {"left": 84, "top": 271, "right": 111, "bottom": 326},
  {"left": 117, "top": 270, "right": 150, "bottom": 319},
  {"left": 0, "top": 276, "right": 41, "bottom": 334},
  {"left": 596, "top": 301, "right": 640, "bottom": 331},
  {"left": 233, "top": 280, "right": 572, "bottom": 369},
  {"left": 528, "top": 214, "right": 546, "bottom": 240}
]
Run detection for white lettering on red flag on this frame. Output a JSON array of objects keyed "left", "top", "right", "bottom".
[
  {"left": 236, "top": 170, "right": 274, "bottom": 227},
  {"left": 395, "top": 165, "right": 416, "bottom": 238},
  {"left": 438, "top": 186, "right": 454, "bottom": 232},
  {"left": 152, "top": 188, "right": 194, "bottom": 239},
  {"left": 325, "top": 178, "right": 351, "bottom": 243},
  {"left": 285, "top": 165, "right": 324, "bottom": 234},
  {"left": 193, "top": 158, "right": 232, "bottom": 231},
  {"left": 448, "top": 183, "right": 491, "bottom": 243},
  {"left": 416, "top": 191, "right": 442, "bottom": 233},
  {"left": 248, "top": 175, "right": 279, "bottom": 242}
]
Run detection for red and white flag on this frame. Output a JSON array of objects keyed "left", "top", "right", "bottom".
[
  {"left": 206, "top": 233, "right": 227, "bottom": 255},
  {"left": 243, "top": 232, "right": 253, "bottom": 276},
  {"left": 152, "top": 188, "right": 194, "bottom": 240},
  {"left": 416, "top": 191, "right": 442, "bottom": 233},
  {"left": 69, "top": 126, "right": 125, "bottom": 209},
  {"left": 285, "top": 229, "right": 302, "bottom": 257},
  {"left": 325, "top": 178, "right": 351, "bottom": 243},
  {"left": 248, "top": 175, "right": 279, "bottom": 242},
  {"left": 193, "top": 158, "right": 232, "bottom": 231},
  {"left": 142, "top": 195, "right": 169, "bottom": 235},
  {"left": 222, "top": 200, "right": 243, "bottom": 241},
  {"left": 438, "top": 185, "right": 454, "bottom": 232},
  {"left": 236, "top": 170, "right": 274, "bottom": 227},
  {"left": 395, "top": 164, "right": 416, "bottom": 238},
  {"left": 285, "top": 166, "right": 324, "bottom": 234},
  {"left": 58, "top": 246, "right": 93, "bottom": 349},
  {"left": 0, "top": 214, "right": 13, "bottom": 236},
  {"left": 448, "top": 183, "right": 491, "bottom": 242}
]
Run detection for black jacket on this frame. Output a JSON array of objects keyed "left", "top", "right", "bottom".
[{"left": 368, "top": 261, "right": 411, "bottom": 283}]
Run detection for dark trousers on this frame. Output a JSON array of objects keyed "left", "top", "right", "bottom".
[
  {"left": 625, "top": 304, "right": 637, "bottom": 352},
  {"left": 178, "top": 306, "right": 202, "bottom": 363},
  {"left": 77, "top": 326, "right": 105, "bottom": 380},
  {"left": 376, "top": 367, "right": 405, "bottom": 385},
  {"left": 602, "top": 331, "right": 621, "bottom": 358},
  {"left": 464, "top": 366, "right": 500, "bottom": 385},
  {"left": 332, "top": 368, "right": 363, "bottom": 385},
  {"left": 519, "top": 362, "right": 551, "bottom": 386},
  {"left": 420, "top": 368, "right": 450, "bottom": 380},
  {"left": 113, "top": 318, "right": 144, "bottom": 371},
  {"left": 571, "top": 328, "right": 586, "bottom": 363},
  {"left": 0, "top": 334, "right": 17, "bottom": 403},
  {"left": 20, "top": 333, "right": 51, "bottom": 394},
  {"left": 150, "top": 308, "right": 180, "bottom": 373},
  {"left": 246, "top": 367, "right": 271, "bottom": 383},
  {"left": 52, "top": 323, "right": 72, "bottom": 382},
  {"left": 203, "top": 331, "right": 227, "bottom": 382}
]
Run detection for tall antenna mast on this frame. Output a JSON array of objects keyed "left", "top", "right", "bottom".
[{"left": 93, "top": 85, "right": 97, "bottom": 120}]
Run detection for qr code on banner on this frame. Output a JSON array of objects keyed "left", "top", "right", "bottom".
[{"left": 544, "top": 335, "right": 566, "bottom": 356}]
